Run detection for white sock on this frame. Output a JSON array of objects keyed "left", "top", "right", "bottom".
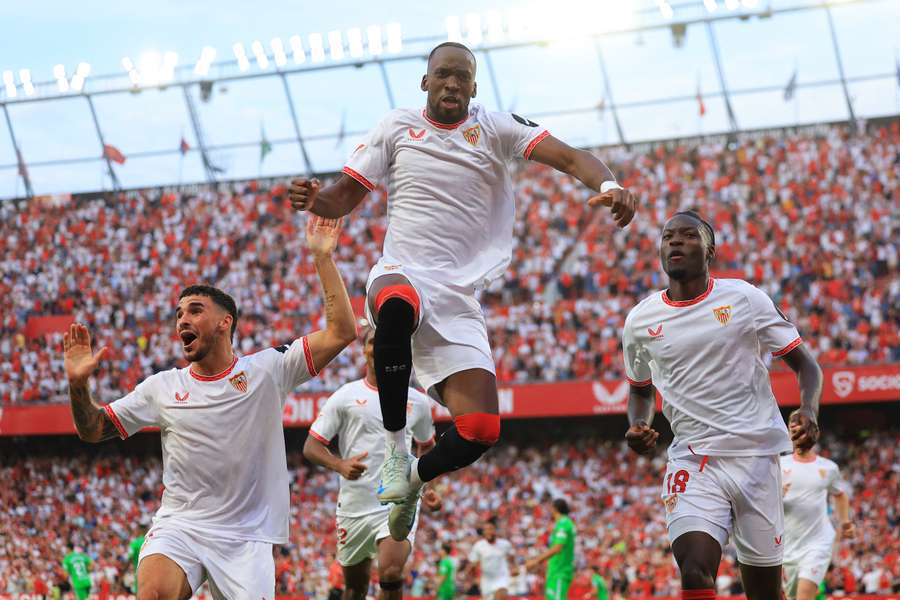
[
  {"left": 409, "top": 457, "right": 423, "bottom": 490},
  {"left": 386, "top": 429, "right": 408, "bottom": 454}
]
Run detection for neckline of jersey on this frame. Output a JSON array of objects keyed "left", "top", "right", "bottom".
[
  {"left": 661, "top": 278, "right": 715, "bottom": 307},
  {"left": 421, "top": 108, "right": 469, "bottom": 130},
  {"left": 189, "top": 355, "right": 238, "bottom": 381},
  {"left": 792, "top": 451, "right": 818, "bottom": 463},
  {"left": 362, "top": 377, "right": 378, "bottom": 391}
]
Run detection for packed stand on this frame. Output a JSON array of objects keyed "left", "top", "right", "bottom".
[
  {"left": 1, "top": 428, "right": 897, "bottom": 595},
  {"left": 0, "top": 121, "right": 897, "bottom": 405}
]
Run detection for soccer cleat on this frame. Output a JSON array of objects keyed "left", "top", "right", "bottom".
[
  {"left": 377, "top": 443, "right": 412, "bottom": 505},
  {"left": 388, "top": 489, "right": 420, "bottom": 541}
]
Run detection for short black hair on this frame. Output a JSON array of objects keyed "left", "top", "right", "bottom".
[
  {"left": 428, "top": 42, "right": 476, "bottom": 68},
  {"left": 179, "top": 285, "right": 239, "bottom": 339},
  {"left": 552, "top": 498, "right": 570, "bottom": 515},
  {"left": 442, "top": 543, "right": 453, "bottom": 554},
  {"left": 671, "top": 210, "right": 716, "bottom": 248}
]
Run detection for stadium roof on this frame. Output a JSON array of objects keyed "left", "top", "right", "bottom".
[{"left": 0, "top": 0, "right": 897, "bottom": 199}]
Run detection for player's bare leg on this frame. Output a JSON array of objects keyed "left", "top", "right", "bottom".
[
  {"left": 738, "top": 563, "right": 782, "bottom": 600},
  {"left": 368, "top": 274, "right": 419, "bottom": 504},
  {"left": 342, "top": 558, "right": 372, "bottom": 600},
  {"left": 376, "top": 538, "right": 413, "bottom": 600},
  {"left": 135, "top": 554, "right": 192, "bottom": 600},
  {"left": 672, "top": 532, "right": 721, "bottom": 598},
  {"left": 387, "top": 368, "right": 499, "bottom": 540},
  {"left": 794, "top": 578, "right": 819, "bottom": 600}
]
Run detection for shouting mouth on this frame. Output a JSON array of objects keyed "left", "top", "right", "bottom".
[{"left": 180, "top": 330, "right": 198, "bottom": 352}]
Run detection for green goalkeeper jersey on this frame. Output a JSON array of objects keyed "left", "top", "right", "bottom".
[
  {"left": 62, "top": 551, "right": 92, "bottom": 587},
  {"left": 546, "top": 515, "right": 576, "bottom": 579},
  {"left": 129, "top": 535, "right": 145, "bottom": 572}
]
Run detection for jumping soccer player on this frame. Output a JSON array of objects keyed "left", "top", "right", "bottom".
[
  {"left": 525, "top": 499, "right": 577, "bottom": 600},
  {"left": 465, "top": 517, "right": 515, "bottom": 600},
  {"left": 289, "top": 41, "right": 636, "bottom": 539},
  {"left": 622, "top": 211, "right": 824, "bottom": 600},
  {"left": 781, "top": 411, "right": 855, "bottom": 600},
  {"left": 62, "top": 216, "right": 357, "bottom": 600},
  {"left": 304, "top": 327, "right": 441, "bottom": 600}
]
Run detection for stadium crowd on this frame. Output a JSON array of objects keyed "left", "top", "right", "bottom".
[
  {"left": 1, "top": 428, "right": 897, "bottom": 596},
  {"left": 0, "top": 121, "right": 897, "bottom": 405}
]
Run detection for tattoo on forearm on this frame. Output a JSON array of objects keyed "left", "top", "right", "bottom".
[
  {"left": 69, "top": 381, "right": 118, "bottom": 442},
  {"left": 323, "top": 292, "right": 336, "bottom": 324}
]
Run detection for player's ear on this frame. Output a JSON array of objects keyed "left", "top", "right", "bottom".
[
  {"left": 472, "top": 81, "right": 477, "bottom": 98},
  {"left": 420, "top": 74, "right": 428, "bottom": 92},
  {"left": 706, "top": 244, "right": 716, "bottom": 264}
]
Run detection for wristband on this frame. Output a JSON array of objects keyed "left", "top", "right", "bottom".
[{"left": 600, "top": 181, "right": 623, "bottom": 194}]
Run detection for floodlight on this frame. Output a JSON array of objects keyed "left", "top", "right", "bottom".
[
  {"left": 251, "top": 41, "right": 269, "bottom": 69},
  {"left": 122, "top": 57, "right": 135, "bottom": 72},
  {"left": 703, "top": 0, "right": 718, "bottom": 11},
  {"left": 657, "top": 0, "right": 674, "bottom": 19},
  {"left": 19, "top": 69, "right": 34, "bottom": 96},
  {"left": 386, "top": 23, "right": 402, "bottom": 53},
  {"left": 367, "top": 25, "right": 383, "bottom": 56},
  {"left": 289, "top": 35, "right": 307, "bottom": 64},
  {"left": 233, "top": 43, "right": 250, "bottom": 72},
  {"left": 465, "top": 14, "right": 482, "bottom": 46},
  {"left": 445, "top": 16, "right": 463, "bottom": 42},
  {"left": 53, "top": 64, "right": 66, "bottom": 80},
  {"left": 309, "top": 33, "right": 326, "bottom": 63},
  {"left": 2, "top": 71, "right": 15, "bottom": 98},
  {"left": 138, "top": 51, "right": 162, "bottom": 86},
  {"left": 328, "top": 30, "right": 345, "bottom": 60},
  {"left": 271, "top": 38, "right": 287, "bottom": 67},
  {"left": 347, "top": 28, "right": 364, "bottom": 58},
  {"left": 76, "top": 62, "right": 91, "bottom": 77},
  {"left": 486, "top": 11, "right": 504, "bottom": 43}
]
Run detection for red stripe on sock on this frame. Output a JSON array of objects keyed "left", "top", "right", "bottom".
[
  {"left": 682, "top": 589, "right": 716, "bottom": 600},
  {"left": 374, "top": 284, "right": 420, "bottom": 322}
]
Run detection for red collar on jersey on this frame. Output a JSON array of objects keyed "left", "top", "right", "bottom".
[
  {"left": 363, "top": 378, "right": 378, "bottom": 391},
  {"left": 792, "top": 451, "right": 818, "bottom": 463},
  {"left": 422, "top": 108, "right": 469, "bottom": 130},
  {"left": 190, "top": 355, "right": 238, "bottom": 382},
  {"left": 662, "top": 278, "right": 715, "bottom": 307}
]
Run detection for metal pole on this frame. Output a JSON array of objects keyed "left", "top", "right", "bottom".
[
  {"left": 824, "top": 4, "right": 857, "bottom": 127},
  {"left": 705, "top": 21, "right": 739, "bottom": 134},
  {"left": 84, "top": 94, "right": 121, "bottom": 190},
  {"left": 378, "top": 61, "right": 396, "bottom": 110},
  {"left": 593, "top": 42, "right": 628, "bottom": 147},
  {"left": 182, "top": 84, "right": 217, "bottom": 183},
  {"left": 482, "top": 49, "right": 505, "bottom": 112},
  {"left": 2, "top": 103, "right": 33, "bottom": 197},
  {"left": 278, "top": 73, "right": 313, "bottom": 175}
]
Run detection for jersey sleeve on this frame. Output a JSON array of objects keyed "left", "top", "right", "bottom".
[
  {"left": 745, "top": 285, "right": 803, "bottom": 357},
  {"left": 490, "top": 112, "right": 550, "bottom": 161},
  {"left": 104, "top": 376, "right": 159, "bottom": 439},
  {"left": 410, "top": 393, "right": 436, "bottom": 444},
  {"left": 267, "top": 338, "right": 317, "bottom": 399},
  {"left": 827, "top": 463, "right": 851, "bottom": 497},
  {"left": 468, "top": 542, "right": 482, "bottom": 563},
  {"left": 622, "top": 311, "right": 652, "bottom": 386},
  {"left": 309, "top": 390, "right": 342, "bottom": 444},
  {"left": 343, "top": 115, "right": 393, "bottom": 191}
]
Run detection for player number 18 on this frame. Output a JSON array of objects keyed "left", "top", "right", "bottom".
[{"left": 666, "top": 469, "right": 690, "bottom": 494}]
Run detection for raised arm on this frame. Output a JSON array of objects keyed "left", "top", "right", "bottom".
[
  {"left": 289, "top": 175, "right": 369, "bottom": 219},
  {"left": 782, "top": 344, "right": 823, "bottom": 448},
  {"left": 625, "top": 383, "right": 659, "bottom": 455},
  {"left": 63, "top": 323, "right": 120, "bottom": 443},
  {"left": 529, "top": 135, "right": 635, "bottom": 228},
  {"left": 302, "top": 216, "right": 359, "bottom": 373}
]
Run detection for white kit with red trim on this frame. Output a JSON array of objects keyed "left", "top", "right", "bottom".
[
  {"left": 104, "top": 337, "right": 317, "bottom": 543},
  {"left": 310, "top": 378, "right": 435, "bottom": 517},
  {"left": 622, "top": 278, "right": 801, "bottom": 459},
  {"left": 343, "top": 102, "right": 550, "bottom": 289}
]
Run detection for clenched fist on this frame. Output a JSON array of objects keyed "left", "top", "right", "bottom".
[{"left": 289, "top": 177, "right": 320, "bottom": 212}]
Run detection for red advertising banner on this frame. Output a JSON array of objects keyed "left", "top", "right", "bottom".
[{"left": 2, "top": 364, "right": 898, "bottom": 436}]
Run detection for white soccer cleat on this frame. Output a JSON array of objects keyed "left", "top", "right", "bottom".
[
  {"left": 377, "top": 443, "right": 412, "bottom": 504},
  {"left": 388, "top": 489, "right": 420, "bottom": 541}
]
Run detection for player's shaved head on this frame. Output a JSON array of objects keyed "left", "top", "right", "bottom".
[
  {"left": 422, "top": 42, "right": 477, "bottom": 125},
  {"left": 427, "top": 42, "right": 477, "bottom": 70}
]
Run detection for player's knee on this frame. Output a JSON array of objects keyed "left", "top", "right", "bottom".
[
  {"left": 135, "top": 589, "right": 160, "bottom": 600},
  {"left": 679, "top": 561, "right": 717, "bottom": 590},
  {"left": 342, "top": 587, "right": 367, "bottom": 600},
  {"left": 374, "top": 285, "right": 419, "bottom": 333},
  {"left": 455, "top": 412, "right": 501, "bottom": 446}
]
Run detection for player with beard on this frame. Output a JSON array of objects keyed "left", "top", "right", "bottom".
[
  {"left": 465, "top": 518, "right": 515, "bottom": 600},
  {"left": 62, "top": 216, "right": 357, "bottom": 600},
  {"left": 289, "top": 41, "right": 636, "bottom": 541},
  {"left": 622, "top": 211, "right": 823, "bottom": 600}
]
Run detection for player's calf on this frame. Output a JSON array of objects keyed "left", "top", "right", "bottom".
[
  {"left": 373, "top": 289, "right": 418, "bottom": 438},
  {"left": 417, "top": 412, "right": 500, "bottom": 482}
]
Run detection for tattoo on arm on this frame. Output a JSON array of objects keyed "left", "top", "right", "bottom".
[{"left": 69, "top": 381, "right": 119, "bottom": 442}]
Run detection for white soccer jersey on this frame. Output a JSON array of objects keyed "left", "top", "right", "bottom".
[
  {"left": 622, "top": 278, "right": 801, "bottom": 458},
  {"left": 343, "top": 103, "right": 550, "bottom": 289},
  {"left": 309, "top": 378, "right": 435, "bottom": 517},
  {"left": 781, "top": 454, "right": 849, "bottom": 563},
  {"left": 469, "top": 538, "right": 513, "bottom": 590},
  {"left": 105, "top": 337, "right": 316, "bottom": 543}
]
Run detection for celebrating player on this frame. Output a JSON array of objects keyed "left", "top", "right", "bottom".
[
  {"left": 525, "top": 499, "right": 577, "bottom": 600},
  {"left": 304, "top": 327, "right": 440, "bottom": 600},
  {"left": 465, "top": 517, "right": 516, "bottom": 600},
  {"left": 289, "top": 41, "right": 636, "bottom": 539},
  {"left": 781, "top": 411, "right": 855, "bottom": 600},
  {"left": 62, "top": 216, "right": 357, "bottom": 600},
  {"left": 622, "top": 211, "right": 824, "bottom": 600}
]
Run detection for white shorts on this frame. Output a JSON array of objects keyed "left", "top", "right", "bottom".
[
  {"left": 662, "top": 454, "right": 784, "bottom": 567},
  {"left": 366, "top": 259, "right": 495, "bottom": 401},
  {"left": 139, "top": 521, "right": 275, "bottom": 599},
  {"left": 336, "top": 507, "right": 420, "bottom": 567},
  {"left": 783, "top": 545, "right": 833, "bottom": 599},
  {"left": 482, "top": 577, "right": 511, "bottom": 598}
]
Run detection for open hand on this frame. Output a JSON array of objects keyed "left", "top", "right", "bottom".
[
  {"left": 306, "top": 215, "right": 342, "bottom": 258},
  {"left": 63, "top": 323, "right": 107, "bottom": 384},
  {"left": 588, "top": 187, "right": 636, "bottom": 228}
]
